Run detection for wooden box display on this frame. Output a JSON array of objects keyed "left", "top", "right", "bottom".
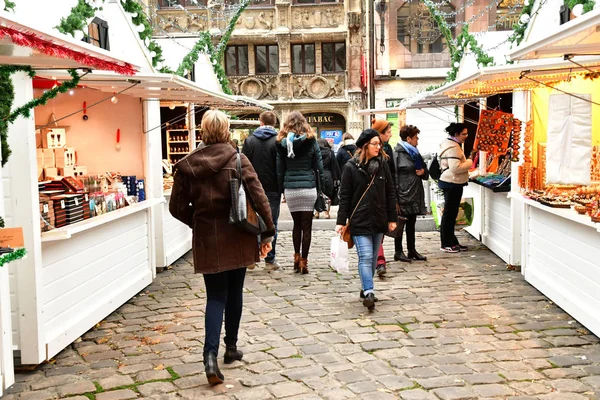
[
  {"left": 74, "top": 166, "right": 87, "bottom": 177},
  {"left": 39, "top": 148, "right": 56, "bottom": 168},
  {"left": 55, "top": 148, "right": 75, "bottom": 168},
  {"left": 43, "top": 167, "right": 58, "bottom": 180},
  {"left": 42, "top": 128, "right": 67, "bottom": 149},
  {"left": 58, "top": 167, "right": 75, "bottom": 177}
]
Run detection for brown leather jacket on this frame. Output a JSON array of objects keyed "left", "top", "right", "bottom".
[{"left": 169, "top": 142, "right": 275, "bottom": 274}]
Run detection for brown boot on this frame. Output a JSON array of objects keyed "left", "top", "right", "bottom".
[
  {"left": 299, "top": 258, "right": 309, "bottom": 274},
  {"left": 293, "top": 253, "right": 301, "bottom": 273}
]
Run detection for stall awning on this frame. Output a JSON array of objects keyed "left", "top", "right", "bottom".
[
  {"left": 0, "top": 12, "right": 137, "bottom": 75},
  {"left": 440, "top": 56, "right": 600, "bottom": 99},
  {"left": 509, "top": 9, "right": 600, "bottom": 61},
  {"left": 41, "top": 71, "right": 273, "bottom": 111}
]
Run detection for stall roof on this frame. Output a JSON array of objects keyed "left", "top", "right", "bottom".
[
  {"left": 509, "top": 9, "right": 600, "bottom": 61},
  {"left": 440, "top": 56, "right": 600, "bottom": 99},
  {"left": 42, "top": 71, "right": 273, "bottom": 111},
  {"left": 0, "top": 12, "right": 137, "bottom": 74}
]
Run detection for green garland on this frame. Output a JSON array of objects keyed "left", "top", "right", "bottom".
[
  {"left": 4, "top": 0, "right": 15, "bottom": 11},
  {"left": 56, "top": 0, "right": 103, "bottom": 37},
  {"left": 0, "top": 67, "right": 80, "bottom": 166},
  {"left": 0, "top": 248, "right": 27, "bottom": 268},
  {"left": 176, "top": 0, "right": 251, "bottom": 93},
  {"left": 565, "top": 0, "right": 596, "bottom": 13},
  {"left": 120, "top": 0, "right": 168, "bottom": 71},
  {"left": 447, "top": 25, "right": 494, "bottom": 82},
  {"left": 0, "top": 66, "right": 36, "bottom": 166}
]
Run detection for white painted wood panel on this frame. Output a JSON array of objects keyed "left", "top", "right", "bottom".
[
  {"left": 482, "top": 192, "right": 511, "bottom": 264},
  {"left": 525, "top": 206, "right": 600, "bottom": 337},
  {"left": 41, "top": 212, "right": 153, "bottom": 360},
  {"left": 162, "top": 201, "right": 192, "bottom": 267}
]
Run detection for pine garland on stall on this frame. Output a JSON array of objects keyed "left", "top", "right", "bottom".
[
  {"left": 56, "top": 0, "right": 103, "bottom": 37},
  {"left": 4, "top": 0, "right": 15, "bottom": 11},
  {"left": 0, "top": 248, "right": 27, "bottom": 268},
  {"left": 0, "top": 67, "right": 80, "bottom": 167}
]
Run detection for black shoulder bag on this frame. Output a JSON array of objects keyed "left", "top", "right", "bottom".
[{"left": 229, "top": 152, "right": 267, "bottom": 236}]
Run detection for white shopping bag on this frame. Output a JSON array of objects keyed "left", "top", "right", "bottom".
[{"left": 330, "top": 236, "right": 350, "bottom": 274}]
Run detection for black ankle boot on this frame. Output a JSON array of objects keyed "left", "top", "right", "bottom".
[
  {"left": 223, "top": 344, "right": 243, "bottom": 364},
  {"left": 204, "top": 352, "right": 224, "bottom": 385},
  {"left": 407, "top": 250, "right": 427, "bottom": 261},
  {"left": 359, "top": 290, "right": 378, "bottom": 302},
  {"left": 394, "top": 251, "right": 412, "bottom": 263}
]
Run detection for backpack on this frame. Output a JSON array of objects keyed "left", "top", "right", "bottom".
[{"left": 428, "top": 154, "right": 442, "bottom": 181}]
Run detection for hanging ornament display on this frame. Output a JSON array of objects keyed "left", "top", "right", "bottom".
[
  {"left": 111, "top": 92, "right": 118, "bottom": 104},
  {"left": 407, "top": 3, "right": 442, "bottom": 44},
  {"left": 82, "top": 101, "right": 89, "bottom": 121},
  {"left": 116, "top": 128, "right": 121, "bottom": 151}
]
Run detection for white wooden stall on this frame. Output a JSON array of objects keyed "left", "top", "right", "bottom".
[
  {"left": 506, "top": 6, "right": 600, "bottom": 337},
  {"left": 0, "top": 11, "right": 144, "bottom": 372},
  {"left": 157, "top": 192, "right": 192, "bottom": 269}
]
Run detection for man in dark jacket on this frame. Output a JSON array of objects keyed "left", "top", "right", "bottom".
[{"left": 242, "top": 111, "right": 281, "bottom": 271}]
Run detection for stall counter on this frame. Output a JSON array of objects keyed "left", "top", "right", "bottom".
[
  {"left": 511, "top": 193, "right": 600, "bottom": 338},
  {"left": 157, "top": 191, "right": 192, "bottom": 270}
]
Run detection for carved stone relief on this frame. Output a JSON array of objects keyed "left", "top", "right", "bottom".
[
  {"left": 292, "top": 6, "right": 342, "bottom": 29},
  {"left": 156, "top": 11, "right": 207, "bottom": 33},
  {"left": 293, "top": 75, "right": 346, "bottom": 100},
  {"left": 238, "top": 10, "right": 275, "bottom": 30},
  {"left": 230, "top": 76, "right": 280, "bottom": 100}
]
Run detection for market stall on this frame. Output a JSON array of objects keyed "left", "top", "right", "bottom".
[
  {"left": 504, "top": 11, "right": 600, "bottom": 337},
  {"left": 0, "top": 10, "right": 143, "bottom": 370}
]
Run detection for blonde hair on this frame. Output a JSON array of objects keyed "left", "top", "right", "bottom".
[
  {"left": 277, "top": 111, "right": 316, "bottom": 142},
  {"left": 201, "top": 109, "right": 231, "bottom": 144}
]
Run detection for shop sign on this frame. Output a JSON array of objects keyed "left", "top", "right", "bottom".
[
  {"left": 0, "top": 227, "right": 24, "bottom": 249},
  {"left": 321, "top": 129, "right": 343, "bottom": 151},
  {"left": 305, "top": 113, "right": 346, "bottom": 126}
]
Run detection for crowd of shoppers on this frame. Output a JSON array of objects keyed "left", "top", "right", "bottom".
[{"left": 170, "top": 108, "right": 473, "bottom": 382}]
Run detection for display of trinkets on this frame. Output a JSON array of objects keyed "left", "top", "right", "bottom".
[
  {"left": 591, "top": 145, "right": 600, "bottom": 181},
  {"left": 511, "top": 119, "right": 522, "bottom": 162},
  {"left": 475, "top": 110, "right": 514, "bottom": 155}
]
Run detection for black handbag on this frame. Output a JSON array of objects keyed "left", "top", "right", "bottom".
[
  {"left": 229, "top": 153, "right": 267, "bottom": 236},
  {"left": 314, "top": 171, "right": 329, "bottom": 213}
]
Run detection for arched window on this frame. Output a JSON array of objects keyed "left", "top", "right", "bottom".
[{"left": 396, "top": 1, "right": 455, "bottom": 54}]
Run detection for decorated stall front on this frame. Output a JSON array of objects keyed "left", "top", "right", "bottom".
[
  {"left": 505, "top": 7, "right": 600, "bottom": 337},
  {"left": 0, "top": 11, "right": 143, "bottom": 378}
]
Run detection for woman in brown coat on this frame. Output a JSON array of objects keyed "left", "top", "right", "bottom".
[{"left": 169, "top": 109, "right": 275, "bottom": 385}]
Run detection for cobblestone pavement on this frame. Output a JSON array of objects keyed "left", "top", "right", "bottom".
[{"left": 7, "top": 231, "right": 600, "bottom": 400}]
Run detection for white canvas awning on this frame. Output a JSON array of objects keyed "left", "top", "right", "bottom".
[
  {"left": 40, "top": 71, "right": 273, "bottom": 111},
  {"left": 0, "top": 12, "right": 138, "bottom": 74},
  {"left": 439, "top": 56, "right": 600, "bottom": 99},
  {"left": 509, "top": 9, "right": 600, "bottom": 61}
]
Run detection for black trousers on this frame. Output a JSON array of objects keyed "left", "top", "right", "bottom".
[
  {"left": 394, "top": 214, "right": 418, "bottom": 253},
  {"left": 202, "top": 268, "right": 246, "bottom": 357},
  {"left": 440, "top": 185, "right": 464, "bottom": 248}
]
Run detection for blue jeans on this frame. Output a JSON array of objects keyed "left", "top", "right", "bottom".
[
  {"left": 264, "top": 192, "right": 281, "bottom": 263},
  {"left": 353, "top": 233, "right": 384, "bottom": 295}
]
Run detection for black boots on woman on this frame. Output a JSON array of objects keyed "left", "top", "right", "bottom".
[
  {"left": 223, "top": 344, "right": 243, "bottom": 364},
  {"left": 204, "top": 352, "right": 224, "bottom": 385}
]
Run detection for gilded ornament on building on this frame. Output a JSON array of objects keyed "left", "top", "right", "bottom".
[
  {"left": 498, "top": 0, "right": 524, "bottom": 7},
  {"left": 407, "top": 4, "right": 441, "bottom": 44}
]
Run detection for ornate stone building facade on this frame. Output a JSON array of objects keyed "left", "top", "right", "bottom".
[{"left": 149, "top": 0, "right": 366, "bottom": 138}]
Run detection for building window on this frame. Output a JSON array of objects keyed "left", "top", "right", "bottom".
[
  {"left": 292, "top": 44, "right": 315, "bottom": 74},
  {"left": 86, "top": 17, "right": 110, "bottom": 51},
  {"left": 294, "top": 0, "right": 339, "bottom": 4},
  {"left": 255, "top": 45, "right": 279, "bottom": 74},
  {"left": 225, "top": 45, "right": 249, "bottom": 76},
  {"left": 322, "top": 42, "right": 345, "bottom": 73},
  {"left": 396, "top": 2, "right": 455, "bottom": 54}
]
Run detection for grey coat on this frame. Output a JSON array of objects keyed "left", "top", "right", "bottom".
[{"left": 394, "top": 144, "right": 429, "bottom": 216}]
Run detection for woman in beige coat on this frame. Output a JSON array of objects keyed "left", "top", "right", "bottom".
[{"left": 437, "top": 123, "right": 472, "bottom": 253}]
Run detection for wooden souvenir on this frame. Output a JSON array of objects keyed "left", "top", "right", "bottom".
[
  {"left": 55, "top": 148, "right": 76, "bottom": 168},
  {"left": 475, "top": 110, "right": 513, "bottom": 155},
  {"left": 58, "top": 167, "right": 75, "bottom": 177},
  {"left": 511, "top": 119, "right": 522, "bottom": 162},
  {"left": 74, "top": 166, "right": 88, "bottom": 177},
  {"left": 43, "top": 167, "right": 58, "bottom": 180},
  {"left": 42, "top": 128, "right": 67, "bottom": 148},
  {"left": 537, "top": 143, "right": 547, "bottom": 190},
  {"left": 40, "top": 148, "right": 56, "bottom": 168}
]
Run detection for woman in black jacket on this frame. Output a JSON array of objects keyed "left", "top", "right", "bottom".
[
  {"left": 276, "top": 111, "right": 324, "bottom": 274},
  {"left": 335, "top": 129, "right": 397, "bottom": 311},
  {"left": 394, "top": 125, "right": 429, "bottom": 262},
  {"left": 336, "top": 133, "right": 357, "bottom": 170},
  {"left": 315, "top": 138, "right": 341, "bottom": 219}
]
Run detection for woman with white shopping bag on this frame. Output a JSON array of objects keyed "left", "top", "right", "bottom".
[{"left": 335, "top": 129, "right": 397, "bottom": 311}]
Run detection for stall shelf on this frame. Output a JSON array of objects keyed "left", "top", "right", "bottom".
[{"left": 0, "top": 11, "right": 140, "bottom": 377}]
